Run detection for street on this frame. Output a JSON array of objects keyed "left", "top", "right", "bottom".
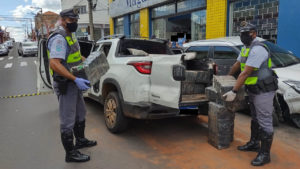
[{"left": 1, "top": 44, "right": 300, "bottom": 169}]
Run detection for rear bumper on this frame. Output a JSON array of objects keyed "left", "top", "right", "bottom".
[{"left": 122, "top": 102, "right": 180, "bottom": 119}]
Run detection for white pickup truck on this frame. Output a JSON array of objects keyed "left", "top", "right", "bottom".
[{"left": 37, "top": 35, "right": 214, "bottom": 133}]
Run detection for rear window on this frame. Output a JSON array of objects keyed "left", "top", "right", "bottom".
[
  {"left": 186, "top": 46, "right": 210, "bottom": 59},
  {"left": 118, "top": 39, "right": 172, "bottom": 56},
  {"left": 214, "top": 46, "right": 239, "bottom": 59}
]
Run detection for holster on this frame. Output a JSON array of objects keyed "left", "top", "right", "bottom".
[{"left": 53, "top": 73, "right": 70, "bottom": 94}]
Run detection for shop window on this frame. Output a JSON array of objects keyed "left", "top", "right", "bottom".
[
  {"left": 152, "top": 18, "right": 167, "bottom": 39},
  {"left": 191, "top": 10, "right": 206, "bottom": 41},
  {"left": 213, "top": 46, "right": 239, "bottom": 59},
  {"left": 152, "top": 3, "right": 176, "bottom": 18},
  {"left": 177, "top": 0, "right": 206, "bottom": 13},
  {"left": 114, "top": 17, "right": 124, "bottom": 35},
  {"left": 130, "top": 12, "right": 140, "bottom": 38}
]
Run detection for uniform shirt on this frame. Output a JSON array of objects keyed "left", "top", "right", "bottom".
[
  {"left": 237, "top": 37, "right": 268, "bottom": 68},
  {"left": 47, "top": 26, "right": 70, "bottom": 60}
]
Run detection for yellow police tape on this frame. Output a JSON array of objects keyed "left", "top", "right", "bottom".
[{"left": 0, "top": 91, "right": 53, "bottom": 99}]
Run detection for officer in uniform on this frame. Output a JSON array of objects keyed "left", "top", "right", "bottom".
[
  {"left": 223, "top": 21, "right": 278, "bottom": 166},
  {"left": 47, "top": 8, "right": 97, "bottom": 163}
]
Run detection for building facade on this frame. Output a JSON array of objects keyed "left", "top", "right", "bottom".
[
  {"left": 109, "top": 0, "right": 300, "bottom": 57},
  {"left": 35, "top": 11, "right": 59, "bottom": 38},
  {"left": 61, "top": 0, "right": 110, "bottom": 41}
]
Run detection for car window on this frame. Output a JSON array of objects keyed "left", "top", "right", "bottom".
[
  {"left": 186, "top": 46, "right": 209, "bottom": 59},
  {"left": 263, "top": 41, "right": 300, "bottom": 68},
  {"left": 214, "top": 46, "right": 239, "bottom": 59}
]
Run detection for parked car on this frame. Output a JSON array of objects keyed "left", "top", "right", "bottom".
[
  {"left": 0, "top": 44, "right": 9, "bottom": 56},
  {"left": 4, "top": 40, "right": 13, "bottom": 49},
  {"left": 171, "top": 47, "right": 184, "bottom": 54},
  {"left": 18, "top": 41, "right": 38, "bottom": 57},
  {"left": 183, "top": 36, "right": 300, "bottom": 127}
]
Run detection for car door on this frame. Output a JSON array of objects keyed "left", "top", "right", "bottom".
[
  {"left": 37, "top": 39, "right": 53, "bottom": 93},
  {"left": 149, "top": 54, "right": 183, "bottom": 109},
  {"left": 212, "top": 46, "right": 239, "bottom": 75}
]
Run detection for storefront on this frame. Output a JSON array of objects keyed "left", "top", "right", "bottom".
[
  {"left": 109, "top": 0, "right": 215, "bottom": 41},
  {"left": 109, "top": 0, "right": 300, "bottom": 57}
]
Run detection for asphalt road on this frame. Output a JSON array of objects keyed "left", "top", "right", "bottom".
[{"left": 0, "top": 44, "right": 300, "bottom": 169}]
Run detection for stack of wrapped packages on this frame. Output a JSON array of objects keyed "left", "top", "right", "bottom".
[
  {"left": 205, "top": 75, "right": 247, "bottom": 149},
  {"left": 71, "top": 51, "right": 109, "bottom": 86}
]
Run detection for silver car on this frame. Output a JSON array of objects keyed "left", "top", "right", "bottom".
[
  {"left": 18, "top": 41, "right": 38, "bottom": 57},
  {"left": 0, "top": 44, "right": 9, "bottom": 56},
  {"left": 184, "top": 36, "right": 300, "bottom": 127}
]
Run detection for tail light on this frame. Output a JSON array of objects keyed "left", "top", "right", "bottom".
[{"left": 127, "top": 61, "right": 152, "bottom": 74}]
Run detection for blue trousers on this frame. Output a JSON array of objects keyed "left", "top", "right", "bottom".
[{"left": 53, "top": 81, "right": 86, "bottom": 133}]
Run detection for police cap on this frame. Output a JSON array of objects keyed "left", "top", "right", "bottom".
[
  {"left": 240, "top": 21, "right": 256, "bottom": 33},
  {"left": 60, "top": 7, "right": 80, "bottom": 19}
]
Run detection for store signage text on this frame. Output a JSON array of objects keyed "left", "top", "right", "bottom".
[{"left": 127, "top": 0, "right": 148, "bottom": 8}]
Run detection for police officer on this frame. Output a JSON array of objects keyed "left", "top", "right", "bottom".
[
  {"left": 47, "top": 8, "right": 97, "bottom": 163},
  {"left": 223, "top": 21, "right": 278, "bottom": 166}
]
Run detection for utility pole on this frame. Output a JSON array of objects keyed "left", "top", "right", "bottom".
[{"left": 87, "top": 0, "right": 94, "bottom": 40}]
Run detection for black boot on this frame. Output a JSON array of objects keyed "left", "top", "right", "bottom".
[
  {"left": 251, "top": 130, "right": 273, "bottom": 166},
  {"left": 61, "top": 131, "right": 90, "bottom": 162},
  {"left": 74, "top": 120, "right": 97, "bottom": 149},
  {"left": 237, "top": 120, "right": 260, "bottom": 152}
]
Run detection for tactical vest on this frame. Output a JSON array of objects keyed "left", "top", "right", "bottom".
[
  {"left": 46, "top": 28, "right": 82, "bottom": 76},
  {"left": 240, "top": 41, "right": 278, "bottom": 93}
]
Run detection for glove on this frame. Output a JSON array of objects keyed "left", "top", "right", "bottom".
[
  {"left": 74, "top": 78, "right": 90, "bottom": 91},
  {"left": 223, "top": 90, "right": 237, "bottom": 102}
]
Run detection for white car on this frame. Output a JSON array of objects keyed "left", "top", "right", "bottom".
[
  {"left": 184, "top": 36, "right": 300, "bottom": 127},
  {"left": 18, "top": 41, "right": 38, "bottom": 57},
  {"left": 0, "top": 44, "right": 9, "bottom": 56}
]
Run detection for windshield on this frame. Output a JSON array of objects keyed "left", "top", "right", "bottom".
[
  {"left": 237, "top": 41, "right": 300, "bottom": 68},
  {"left": 262, "top": 41, "right": 300, "bottom": 67},
  {"left": 0, "top": 45, "right": 5, "bottom": 49},
  {"left": 23, "top": 42, "right": 37, "bottom": 47}
]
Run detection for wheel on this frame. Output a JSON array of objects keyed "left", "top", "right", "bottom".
[
  {"left": 104, "top": 92, "right": 128, "bottom": 133},
  {"left": 291, "top": 114, "right": 300, "bottom": 128}
]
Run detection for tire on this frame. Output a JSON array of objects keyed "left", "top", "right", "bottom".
[{"left": 104, "top": 92, "right": 128, "bottom": 133}]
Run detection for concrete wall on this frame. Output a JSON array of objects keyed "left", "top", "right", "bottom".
[{"left": 277, "top": 0, "right": 300, "bottom": 57}]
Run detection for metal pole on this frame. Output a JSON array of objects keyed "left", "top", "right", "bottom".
[{"left": 87, "top": 0, "right": 94, "bottom": 40}]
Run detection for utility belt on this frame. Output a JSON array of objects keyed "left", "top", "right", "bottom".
[
  {"left": 53, "top": 73, "right": 72, "bottom": 95},
  {"left": 245, "top": 76, "right": 278, "bottom": 94},
  {"left": 53, "top": 60, "right": 72, "bottom": 95}
]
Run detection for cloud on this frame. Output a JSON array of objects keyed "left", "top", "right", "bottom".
[
  {"left": 32, "top": 0, "right": 61, "bottom": 13},
  {"left": 11, "top": 5, "right": 35, "bottom": 18},
  {"left": 10, "top": 0, "right": 61, "bottom": 18},
  {"left": 24, "top": 0, "right": 28, "bottom": 2},
  {"left": 6, "top": 27, "right": 26, "bottom": 42}
]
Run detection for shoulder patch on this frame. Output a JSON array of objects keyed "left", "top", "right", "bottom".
[{"left": 55, "top": 39, "right": 63, "bottom": 52}]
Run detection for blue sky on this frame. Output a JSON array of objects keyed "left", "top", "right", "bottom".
[{"left": 0, "top": 0, "right": 61, "bottom": 41}]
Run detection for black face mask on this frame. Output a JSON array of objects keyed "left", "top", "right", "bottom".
[
  {"left": 66, "top": 22, "right": 78, "bottom": 32},
  {"left": 240, "top": 33, "right": 253, "bottom": 46}
]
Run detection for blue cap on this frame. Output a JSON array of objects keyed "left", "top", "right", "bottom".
[{"left": 60, "top": 7, "right": 79, "bottom": 19}]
